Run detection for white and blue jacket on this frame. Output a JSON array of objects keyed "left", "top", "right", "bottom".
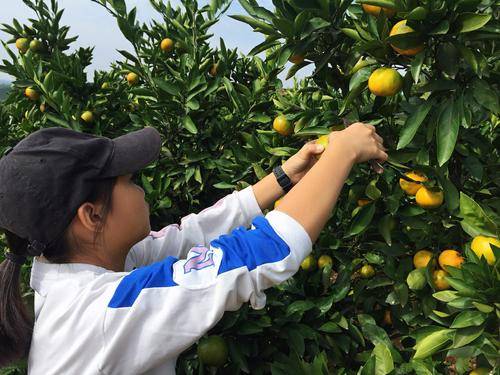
[{"left": 28, "top": 186, "right": 312, "bottom": 374}]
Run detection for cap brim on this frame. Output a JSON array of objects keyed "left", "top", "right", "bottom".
[{"left": 100, "top": 127, "right": 162, "bottom": 178}]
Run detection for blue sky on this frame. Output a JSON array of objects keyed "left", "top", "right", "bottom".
[{"left": 0, "top": 0, "right": 312, "bottom": 84}]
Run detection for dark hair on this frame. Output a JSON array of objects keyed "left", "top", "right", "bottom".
[{"left": 0, "top": 176, "right": 117, "bottom": 367}]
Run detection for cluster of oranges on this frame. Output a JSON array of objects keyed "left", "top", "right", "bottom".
[
  {"left": 362, "top": 5, "right": 424, "bottom": 98},
  {"left": 399, "top": 171, "right": 444, "bottom": 209}
]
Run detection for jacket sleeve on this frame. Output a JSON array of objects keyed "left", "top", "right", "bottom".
[
  {"left": 99, "top": 210, "right": 312, "bottom": 374},
  {"left": 124, "top": 186, "right": 263, "bottom": 271}
]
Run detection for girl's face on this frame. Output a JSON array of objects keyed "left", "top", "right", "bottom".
[{"left": 104, "top": 173, "right": 150, "bottom": 253}]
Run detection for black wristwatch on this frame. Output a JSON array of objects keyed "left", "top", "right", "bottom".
[{"left": 272, "top": 165, "right": 293, "bottom": 193}]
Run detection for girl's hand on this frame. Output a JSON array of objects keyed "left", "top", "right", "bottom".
[
  {"left": 281, "top": 141, "right": 325, "bottom": 184},
  {"left": 328, "top": 122, "right": 388, "bottom": 168}
]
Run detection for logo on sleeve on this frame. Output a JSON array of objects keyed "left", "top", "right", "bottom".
[{"left": 183, "top": 245, "right": 215, "bottom": 274}]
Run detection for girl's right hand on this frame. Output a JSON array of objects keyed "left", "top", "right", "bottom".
[{"left": 328, "top": 122, "right": 388, "bottom": 165}]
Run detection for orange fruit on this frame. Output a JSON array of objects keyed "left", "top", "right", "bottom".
[
  {"left": 317, "top": 255, "right": 333, "bottom": 269},
  {"left": 126, "top": 72, "right": 139, "bottom": 85},
  {"left": 360, "top": 264, "right": 375, "bottom": 278},
  {"left": 29, "top": 39, "right": 43, "bottom": 53},
  {"left": 80, "top": 111, "right": 94, "bottom": 123},
  {"left": 413, "top": 250, "right": 434, "bottom": 269},
  {"left": 301, "top": 255, "right": 316, "bottom": 271},
  {"left": 399, "top": 171, "right": 428, "bottom": 195},
  {"left": 368, "top": 67, "right": 403, "bottom": 97},
  {"left": 160, "top": 38, "right": 174, "bottom": 53},
  {"left": 389, "top": 20, "right": 425, "bottom": 56},
  {"left": 469, "top": 368, "right": 491, "bottom": 375},
  {"left": 432, "top": 269, "right": 450, "bottom": 290},
  {"left": 25, "top": 87, "right": 40, "bottom": 101},
  {"left": 316, "top": 135, "right": 329, "bottom": 149},
  {"left": 362, "top": 4, "right": 396, "bottom": 18},
  {"left": 415, "top": 186, "right": 444, "bottom": 209},
  {"left": 357, "top": 199, "right": 371, "bottom": 207},
  {"left": 274, "top": 199, "right": 282, "bottom": 209},
  {"left": 273, "top": 115, "right": 293, "bottom": 136},
  {"left": 197, "top": 335, "right": 228, "bottom": 367},
  {"left": 289, "top": 54, "right": 305, "bottom": 64},
  {"left": 438, "top": 249, "right": 464, "bottom": 270},
  {"left": 15, "top": 38, "right": 30, "bottom": 53},
  {"left": 471, "top": 236, "right": 499, "bottom": 265}
]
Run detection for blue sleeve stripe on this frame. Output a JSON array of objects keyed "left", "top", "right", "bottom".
[
  {"left": 211, "top": 216, "right": 290, "bottom": 276},
  {"left": 108, "top": 257, "right": 178, "bottom": 308}
]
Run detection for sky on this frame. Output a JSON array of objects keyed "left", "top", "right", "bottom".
[{"left": 0, "top": 0, "right": 312, "bottom": 84}]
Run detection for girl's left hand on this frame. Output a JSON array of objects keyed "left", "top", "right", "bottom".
[{"left": 281, "top": 141, "right": 325, "bottom": 184}]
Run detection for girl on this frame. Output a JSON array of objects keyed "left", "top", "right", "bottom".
[{"left": 0, "top": 123, "right": 386, "bottom": 374}]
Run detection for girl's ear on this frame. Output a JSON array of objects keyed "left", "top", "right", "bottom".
[{"left": 76, "top": 202, "right": 105, "bottom": 232}]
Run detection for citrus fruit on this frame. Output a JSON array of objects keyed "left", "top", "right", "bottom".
[
  {"left": 289, "top": 54, "right": 305, "bottom": 64},
  {"left": 432, "top": 269, "right": 450, "bottom": 290},
  {"left": 438, "top": 249, "right": 464, "bottom": 270},
  {"left": 362, "top": 4, "right": 396, "bottom": 18},
  {"left": 399, "top": 171, "right": 428, "bottom": 195},
  {"left": 360, "top": 264, "right": 375, "bottom": 278},
  {"left": 25, "top": 87, "right": 40, "bottom": 101},
  {"left": 160, "top": 38, "right": 174, "bottom": 53},
  {"left": 317, "top": 255, "right": 333, "bottom": 269},
  {"left": 316, "top": 134, "right": 329, "bottom": 149},
  {"left": 29, "top": 39, "right": 43, "bottom": 53},
  {"left": 471, "top": 236, "right": 499, "bottom": 265},
  {"left": 357, "top": 199, "right": 371, "bottom": 207},
  {"left": 301, "top": 255, "right": 316, "bottom": 271},
  {"left": 126, "top": 72, "right": 139, "bottom": 85},
  {"left": 415, "top": 186, "right": 444, "bottom": 209},
  {"left": 209, "top": 63, "right": 218, "bottom": 77},
  {"left": 80, "top": 111, "right": 94, "bottom": 123},
  {"left": 389, "top": 20, "right": 425, "bottom": 56},
  {"left": 273, "top": 115, "right": 293, "bottom": 136},
  {"left": 197, "top": 335, "right": 228, "bottom": 367},
  {"left": 406, "top": 268, "right": 427, "bottom": 290},
  {"left": 274, "top": 199, "right": 282, "bottom": 209},
  {"left": 101, "top": 82, "right": 110, "bottom": 89},
  {"left": 39, "top": 103, "right": 46, "bottom": 113},
  {"left": 368, "top": 67, "right": 403, "bottom": 97},
  {"left": 413, "top": 250, "right": 433, "bottom": 269},
  {"left": 469, "top": 368, "right": 491, "bottom": 375},
  {"left": 15, "top": 38, "right": 30, "bottom": 53}
]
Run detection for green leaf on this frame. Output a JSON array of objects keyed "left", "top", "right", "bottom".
[
  {"left": 452, "top": 325, "right": 484, "bottom": 349},
  {"left": 373, "top": 343, "right": 394, "bottom": 375},
  {"left": 459, "top": 192, "right": 498, "bottom": 237},
  {"left": 397, "top": 99, "right": 433, "bottom": 149},
  {"left": 413, "top": 328, "right": 454, "bottom": 359},
  {"left": 450, "top": 311, "right": 486, "bottom": 329},
  {"left": 410, "top": 51, "right": 425, "bottom": 83},
  {"left": 154, "top": 78, "right": 180, "bottom": 96},
  {"left": 365, "top": 179, "right": 381, "bottom": 200},
  {"left": 347, "top": 203, "right": 376, "bottom": 236},
  {"left": 436, "top": 98, "right": 460, "bottom": 166},
  {"left": 472, "top": 302, "right": 494, "bottom": 313},
  {"left": 471, "top": 79, "right": 499, "bottom": 114},
  {"left": 378, "top": 215, "right": 394, "bottom": 246},
  {"left": 432, "top": 290, "right": 458, "bottom": 303},
  {"left": 318, "top": 322, "right": 341, "bottom": 333},
  {"left": 286, "top": 300, "right": 315, "bottom": 316},
  {"left": 182, "top": 115, "right": 198, "bottom": 134},
  {"left": 455, "top": 13, "right": 492, "bottom": 33}
]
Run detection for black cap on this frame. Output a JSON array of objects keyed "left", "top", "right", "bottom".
[{"left": 0, "top": 126, "right": 162, "bottom": 253}]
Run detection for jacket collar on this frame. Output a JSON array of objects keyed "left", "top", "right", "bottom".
[{"left": 30, "top": 256, "right": 112, "bottom": 296}]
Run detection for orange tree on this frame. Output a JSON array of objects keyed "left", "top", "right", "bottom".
[
  {"left": 0, "top": 0, "right": 498, "bottom": 374},
  {"left": 223, "top": 0, "right": 499, "bottom": 374}
]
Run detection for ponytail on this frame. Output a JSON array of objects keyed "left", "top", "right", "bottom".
[{"left": 0, "top": 231, "right": 33, "bottom": 367}]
